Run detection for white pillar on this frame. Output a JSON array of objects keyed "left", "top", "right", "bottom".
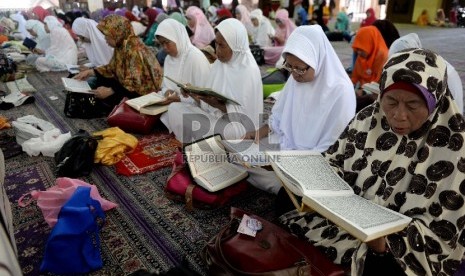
[{"left": 87, "top": 0, "right": 104, "bottom": 12}]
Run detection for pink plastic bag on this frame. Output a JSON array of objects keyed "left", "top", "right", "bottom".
[{"left": 18, "top": 177, "right": 118, "bottom": 228}]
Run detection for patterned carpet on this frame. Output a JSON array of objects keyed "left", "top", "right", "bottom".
[{"left": 1, "top": 72, "right": 277, "bottom": 276}]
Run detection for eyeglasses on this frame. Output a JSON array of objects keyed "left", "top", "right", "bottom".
[{"left": 282, "top": 61, "right": 310, "bottom": 76}]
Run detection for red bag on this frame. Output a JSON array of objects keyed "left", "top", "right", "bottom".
[
  {"left": 165, "top": 149, "right": 248, "bottom": 211},
  {"left": 107, "top": 97, "right": 159, "bottom": 134},
  {"left": 203, "top": 207, "right": 346, "bottom": 275}
]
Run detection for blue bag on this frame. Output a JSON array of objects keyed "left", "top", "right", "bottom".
[{"left": 40, "top": 186, "right": 105, "bottom": 274}]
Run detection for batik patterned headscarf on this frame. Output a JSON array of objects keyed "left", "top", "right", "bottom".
[
  {"left": 280, "top": 48, "right": 465, "bottom": 275},
  {"left": 96, "top": 15, "right": 162, "bottom": 95}
]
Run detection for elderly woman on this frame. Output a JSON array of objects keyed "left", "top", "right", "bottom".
[
  {"left": 389, "top": 33, "right": 464, "bottom": 114},
  {"left": 250, "top": 9, "right": 275, "bottom": 47},
  {"left": 186, "top": 6, "right": 215, "bottom": 48},
  {"left": 244, "top": 25, "right": 356, "bottom": 194},
  {"left": 72, "top": 17, "right": 113, "bottom": 67},
  {"left": 164, "top": 18, "right": 262, "bottom": 143},
  {"left": 280, "top": 48, "right": 465, "bottom": 275},
  {"left": 74, "top": 15, "right": 162, "bottom": 114},
  {"left": 35, "top": 16, "right": 77, "bottom": 72}
]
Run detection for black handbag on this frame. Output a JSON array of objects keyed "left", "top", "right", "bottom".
[
  {"left": 54, "top": 130, "right": 100, "bottom": 177},
  {"left": 249, "top": 45, "right": 265, "bottom": 65},
  {"left": 64, "top": 91, "right": 103, "bottom": 119}
]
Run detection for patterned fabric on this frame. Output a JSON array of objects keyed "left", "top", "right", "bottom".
[
  {"left": 280, "top": 49, "right": 465, "bottom": 275},
  {"left": 96, "top": 15, "right": 162, "bottom": 95},
  {"left": 351, "top": 26, "right": 388, "bottom": 86}
]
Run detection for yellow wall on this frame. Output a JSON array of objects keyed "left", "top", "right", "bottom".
[{"left": 412, "top": 0, "right": 441, "bottom": 23}]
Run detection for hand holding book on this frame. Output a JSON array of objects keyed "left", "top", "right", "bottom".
[{"left": 164, "top": 76, "right": 240, "bottom": 105}]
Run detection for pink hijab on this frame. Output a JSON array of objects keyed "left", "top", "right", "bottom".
[
  {"left": 32, "top": 6, "right": 50, "bottom": 22},
  {"left": 274, "top": 9, "right": 296, "bottom": 46},
  {"left": 186, "top": 6, "right": 215, "bottom": 48}
]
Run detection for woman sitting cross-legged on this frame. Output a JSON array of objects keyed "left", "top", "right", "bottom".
[
  {"left": 74, "top": 15, "right": 163, "bottom": 115},
  {"left": 153, "top": 18, "right": 211, "bottom": 112},
  {"left": 24, "top": 19, "right": 51, "bottom": 66},
  {"left": 34, "top": 16, "right": 77, "bottom": 72},
  {"left": 279, "top": 48, "right": 465, "bottom": 276},
  {"left": 163, "top": 18, "right": 262, "bottom": 143},
  {"left": 243, "top": 25, "right": 356, "bottom": 195}
]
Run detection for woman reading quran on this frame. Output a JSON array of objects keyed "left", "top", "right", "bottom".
[{"left": 279, "top": 48, "right": 465, "bottom": 276}]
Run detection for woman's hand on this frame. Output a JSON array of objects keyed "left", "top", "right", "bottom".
[
  {"left": 366, "top": 237, "right": 387, "bottom": 253},
  {"left": 32, "top": 48, "right": 44, "bottom": 55},
  {"left": 91, "top": 86, "right": 114, "bottom": 99},
  {"left": 73, "top": 69, "right": 94, "bottom": 81},
  {"left": 158, "top": 90, "right": 180, "bottom": 105},
  {"left": 243, "top": 125, "right": 270, "bottom": 143},
  {"left": 197, "top": 95, "right": 226, "bottom": 113}
]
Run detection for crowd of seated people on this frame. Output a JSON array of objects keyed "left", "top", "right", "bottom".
[{"left": 2, "top": 3, "right": 465, "bottom": 276}]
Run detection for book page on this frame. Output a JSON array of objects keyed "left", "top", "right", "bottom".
[
  {"left": 125, "top": 92, "right": 166, "bottom": 111},
  {"left": 221, "top": 140, "right": 271, "bottom": 166},
  {"left": 61, "top": 78, "right": 93, "bottom": 93},
  {"left": 139, "top": 104, "right": 169, "bottom": 116},
  {"left": 304, "top": 194, "right": 411, "bottom": 241},
  {"left": 185, "top": 136, "right": 228, "bottom": 176},
  {"left": 271, "top": 152, "right": 353, "bottom": 197},
  {"left": 195, "top": 163, "right": 245, "bottom": 188}
]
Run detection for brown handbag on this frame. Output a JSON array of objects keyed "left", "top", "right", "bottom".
[{"left": 202, "top": 207, "right": 346, "bottom": 276}]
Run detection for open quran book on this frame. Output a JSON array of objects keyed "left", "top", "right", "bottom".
[
  {"left": 164, "top": 76, "right": 240, "bottom": 105},
  {"left": 266, "top": 151, "right": 412, "bottom": 242},
  {"left": 184, "top": 135, "right": 248, "bottom": 192},
  {"left": 125, "top": 92, "right": 169, "bottom": 116},
  {"left": 61, "top": 78, "right": 93, "bottom": 94}
]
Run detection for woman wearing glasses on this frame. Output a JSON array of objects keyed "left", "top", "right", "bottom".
[{"left": 243, "top": 25, "right": 356, "bottom": 194}]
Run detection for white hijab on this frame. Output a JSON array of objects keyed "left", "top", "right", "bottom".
[
  {"left": 389, "top": 33, "right": 463, "bottom": 113},
  {"left": 25, "top": 19, "right": 50, "bottom": 51},
  {"left": 72, "top": 18, "right": 113, "bottom": 67},
  {"left": 250, "top": 9, "right": 275, "bottom": 47},
  {"left": 270, "top": 25, "right": 356, "bottom": 151},
  {"left": 155, "top": 19, "right": 211, "bottom": 98},
  {"left": 43, "top": 16, "right": 77, "bottom": 65},
  {"left": 205, "top": 18, "right": 263, "bottom": 133},
  {"left": 10, "top": 12, "right": 30, "bottom": 39}
]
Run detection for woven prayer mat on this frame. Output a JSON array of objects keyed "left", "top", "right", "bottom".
[{"left": 115, "top": 132, "right": 182, "bottom": 176}]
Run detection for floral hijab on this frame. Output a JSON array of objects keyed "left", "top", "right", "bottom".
[
  {"left": 96, "top": 15, "right": 162, "bottom": 95},
  {"left": 281, "top": 49, "right": 465, "bottom": 275}
]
